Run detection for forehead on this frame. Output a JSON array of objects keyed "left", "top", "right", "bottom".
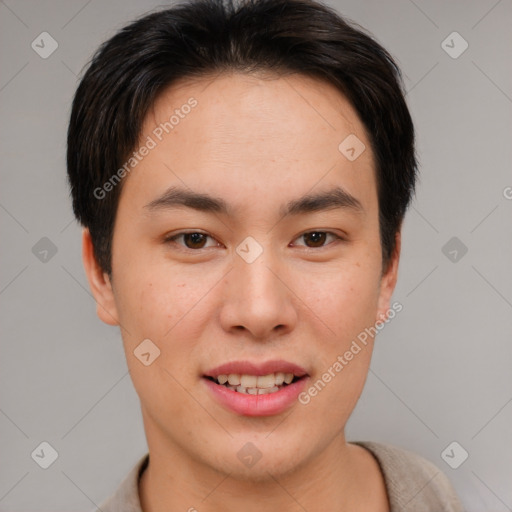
[
  {"left": 124, "top": 71, "right": 377, "bottom": 215},
  {"left": 144, "top": 71, "right": 369, "bottom": 154}
]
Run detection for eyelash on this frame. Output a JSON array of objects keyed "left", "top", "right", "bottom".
[{"left": 163, "top": 230, "right": 345, "bottom": 251}]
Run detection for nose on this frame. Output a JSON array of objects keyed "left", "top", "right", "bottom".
[{"left": 219, "top": 247, "right": 298, "bottom": 341}]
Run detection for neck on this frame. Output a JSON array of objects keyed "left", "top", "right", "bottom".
[{"left": 139, "top": 424, "right": 388, "bottom": 512}]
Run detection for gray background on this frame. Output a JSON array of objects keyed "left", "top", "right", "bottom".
[{"left": 1, "top": 0, "right": 511, "bottom": 510}]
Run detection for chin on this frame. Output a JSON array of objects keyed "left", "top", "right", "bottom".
[{"left": 203, "top": 435, "right": 314, "bottom": 482}]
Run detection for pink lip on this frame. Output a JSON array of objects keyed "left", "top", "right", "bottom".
[
  {"left": 202, "top": 359, "right": 309, "bottom": 417},
  {"left": 203, "top": 376, "right": 309, "bottom": 417},
  {"left": 204, "top": 359, "right": 308, "bottom": 378}
]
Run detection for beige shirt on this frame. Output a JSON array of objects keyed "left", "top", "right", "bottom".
[{"left": 96, "top": 441, "right": 463, "bottom": 511}]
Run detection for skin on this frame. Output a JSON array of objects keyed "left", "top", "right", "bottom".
[{"left": 82, "top": 71, "right": 401, "bottom": 511}]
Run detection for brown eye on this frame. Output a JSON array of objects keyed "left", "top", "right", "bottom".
[
  {"left": 293, "top": 231, "right": 343, "bottom": 249},
  {"left": 182, "top": 233, "right": 207, "bottom": 248},
  {"left": 303, "top": 231, "right": 327, "bottom": 247},
  {"left": 165, "top": 232, "right": 217, "bottom": 250}
]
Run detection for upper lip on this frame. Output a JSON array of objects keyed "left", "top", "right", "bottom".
[{"left": 204, "top": 360, "right": 308, "bottom": 378}]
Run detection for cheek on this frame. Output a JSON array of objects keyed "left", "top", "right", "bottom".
[
  {"left": 117, "top": 279, "right": 193, "bottom": 341},
  {"left": 117, "top": 275, "right": 203, "bottom": 403},
  {"left": 113, "top": 262, "right": 220, "bottom": 380},
  {"left": 297, "top": 259, "right": 381, "bottom": 417},
  {"left": 297, "top": 260, "right": 381, "bottom": 344},
  {"left": 113, "top": 254, "right": 186, "bottom": 333}
]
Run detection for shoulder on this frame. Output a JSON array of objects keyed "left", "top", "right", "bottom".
[
  {"left": 94, "top": 453, "right": 149, "bottom": 512},
  {"left": 353, "top": 441, "right": 464, "bottom": 512}
]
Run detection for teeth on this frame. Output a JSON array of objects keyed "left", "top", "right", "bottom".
[
  {"left": 240, "top": 375, "right": 257, "bottom": 388},
  {"left": 228, "top": 374, "right": 241, "bottom": 386},
  {"left": 232, "top": 385, "right": 282, "bottom": 395},
  {"left": 259, "top": 386, "right": 279, "bottom": 395},
  {"left": 256, "top": 374, "right": 276, "bottom": 388},
  {"left": 214, "top": 372, "right": 296, "bottom": 390}
]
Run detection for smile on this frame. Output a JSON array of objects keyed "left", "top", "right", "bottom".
[
  {"left": 207, "top": 372, "right": 301, "bottom": 394},
  {"left": 203, "top": 361, "right": 309, "bottom": 416}
]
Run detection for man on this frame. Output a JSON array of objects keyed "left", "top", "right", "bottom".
[{"left": 67, "top": 0, "right": 463, "bottom": 510}]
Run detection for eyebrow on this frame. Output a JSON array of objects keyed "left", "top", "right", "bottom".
[{"left": 144, "top": 185, "right": 364, "bottom": 217}]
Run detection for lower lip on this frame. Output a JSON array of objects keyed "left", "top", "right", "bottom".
[{"left": 203, "top": 377, "right": 309, "bottom": 417}]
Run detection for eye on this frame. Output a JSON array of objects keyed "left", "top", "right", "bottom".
[
  {"left": 292, "top": 230, "right": 344, "bottom": 248},
  {"left": 164, "top": 231, "right": 220, "bottom": 250},
  {"left": 164, "top": 230, "right": 344, "bottom": 251}
]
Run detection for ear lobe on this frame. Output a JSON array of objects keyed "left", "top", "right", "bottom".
[
  {"left": 375, "top": 230, "right": 401, "bottom": 323},
  {"left": 81, "top": 228, "right": 119, "bottom": 326}
]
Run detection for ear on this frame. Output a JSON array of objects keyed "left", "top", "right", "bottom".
[
  {"left": 375, "top": 230, "right": 401, "bottom": 323},
  {"left": 81, "top": 228, "right": 120, "bottom": 326}
]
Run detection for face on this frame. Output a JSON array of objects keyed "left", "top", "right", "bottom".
[{"left": 83, "top": 72, "right": 400, "bottom": 480}]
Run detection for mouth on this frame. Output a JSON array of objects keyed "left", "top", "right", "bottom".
[
  {"left": 204, "top": 372, "right": 306, "bottom": 395},
  {"left": 202, "top": 360, "right": 309, "bottom": 416}
]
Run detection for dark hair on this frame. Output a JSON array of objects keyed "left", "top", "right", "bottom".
[{"left": 67, "top": 0, "right": 417, "bottom": 276}]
